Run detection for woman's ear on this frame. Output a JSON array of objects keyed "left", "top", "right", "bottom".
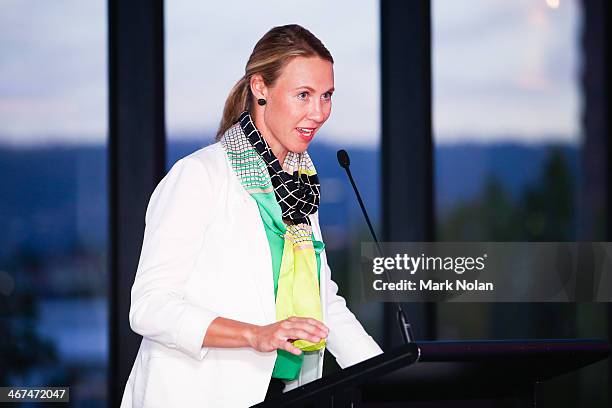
[{"left": 250, "top": 74, "right": 267, "bottom": 99}]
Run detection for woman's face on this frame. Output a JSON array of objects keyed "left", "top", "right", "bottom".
[{"left": 252, "top": 56, "right": 334, "bottom": 160}]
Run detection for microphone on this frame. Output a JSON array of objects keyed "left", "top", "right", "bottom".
[
  {"left": 336, "top": 149, "right": 416, "bottom": 345},
  {"left": 336, "top": 150, "right": 381, "bottom": 252}
]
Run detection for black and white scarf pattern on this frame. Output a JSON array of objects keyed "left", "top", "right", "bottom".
[{"left": 238, "top": 110, "right": 320, "bottom": 225}]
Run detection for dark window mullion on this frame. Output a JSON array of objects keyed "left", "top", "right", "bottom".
[
  {"left": 380, "top": 0, "right": 435, "bottom": 348},
  {"left": 108, "top": 0, "right": 166, "bottom": 405}
]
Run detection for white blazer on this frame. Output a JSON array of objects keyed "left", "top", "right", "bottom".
[{"left": 120, "top": 142, "right": 383, "bottom": 407}]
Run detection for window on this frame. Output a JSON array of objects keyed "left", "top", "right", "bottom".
[
  {"left": 0, "top": 2, "right": 108, "bottom": 405},
  {"left": 432, "top": 2, "right": 608, "bottom": 405},
  {"left": 434, "top": 0, "right": 581, "bottom": 243}
]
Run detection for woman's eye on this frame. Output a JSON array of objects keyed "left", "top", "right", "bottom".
[
  {"left": 322, "top": 92, "right": 333, "bottom": 100},
  {"left": 297, "top": 92, "right": 309, "bottom": 100}
]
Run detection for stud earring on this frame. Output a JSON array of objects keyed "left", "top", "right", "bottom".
[{"left": 257, "top": 98, "right": 266, "bottom": 106}]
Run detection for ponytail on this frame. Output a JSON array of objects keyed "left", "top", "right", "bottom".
[{"left": 216, "top": 76, "right": 251, "bottom": 140}]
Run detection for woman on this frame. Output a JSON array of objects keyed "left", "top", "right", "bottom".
[{"left": 121, "top": 24, "right": 383, "bottom": 407}]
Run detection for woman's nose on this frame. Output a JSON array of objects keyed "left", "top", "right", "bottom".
[{"left": 308, "top": 100, "right": 325, "bottom": 122}]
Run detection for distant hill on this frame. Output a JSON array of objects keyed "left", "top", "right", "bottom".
[
  {"left": 0, "top": 139, "right": 578, "bottom": 261},
  {"left": 435, "top": 143, "right": 579, "bottom": 217}
]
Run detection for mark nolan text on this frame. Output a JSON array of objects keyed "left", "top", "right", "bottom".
[
  {"left": 373, "top": 279, "right": 494, "bottom": 291},
  {"left": 421, "top": 279, "right": 493, "bottom": 291}
]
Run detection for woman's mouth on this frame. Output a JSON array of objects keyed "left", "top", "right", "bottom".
[{"left": 296, "top": 127, "right": 316, "bottom": 142}]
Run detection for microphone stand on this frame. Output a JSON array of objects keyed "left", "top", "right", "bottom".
[{"left": 337, "top": 149, "right": 416, "bottom": 345}]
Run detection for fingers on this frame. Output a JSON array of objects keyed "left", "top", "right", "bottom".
[
  {"left": 268, "top": 330, "right": 303, "bottom": 355},
  {"left": 285, "top": 317, "right": 329, "bottom": 338},
  {"left": 274, "top": 324, "right": 322, "bottom": 344},
  {"left": 256, "top": 317, "right": 329, "bottom": 355},
  {"left": 280, "top": 341, "right": 302, "bottom": 355},
  {"left": 284, "top": 329, "right": 322, "bottom": 344}
]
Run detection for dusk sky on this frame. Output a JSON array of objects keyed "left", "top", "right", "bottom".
[{"left": 0, "top": 0, "right": 580, "bottom": 146}]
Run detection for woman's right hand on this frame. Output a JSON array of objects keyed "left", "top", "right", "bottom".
[{"left": 247, "top": 317, "right": 329, "bottom": 355}]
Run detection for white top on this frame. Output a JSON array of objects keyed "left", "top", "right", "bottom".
[{"left": 120, "top": 142, "right": 383, "bottom": 407}]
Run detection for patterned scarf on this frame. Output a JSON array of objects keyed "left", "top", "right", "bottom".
[
  {"left": 220, "top": 111, "right": 326, "bottom": 380},
  {"left": 236, "top": 111, "right": 320, "bottom": 224}
]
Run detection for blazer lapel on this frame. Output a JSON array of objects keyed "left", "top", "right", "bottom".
[
  {"left": 247, "top": 201, "right": 277, "bottom": 323},
  {"left": 223, "top": 155, "right": 276, "bottom": 324}
]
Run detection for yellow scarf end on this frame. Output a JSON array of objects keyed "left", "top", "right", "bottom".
[{"left": 293, "top": 338, "right": 326, "bottom": 351}]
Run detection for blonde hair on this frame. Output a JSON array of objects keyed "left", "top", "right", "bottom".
[{"left": 216, "top": 24, "right": 334, "bottom": 140}]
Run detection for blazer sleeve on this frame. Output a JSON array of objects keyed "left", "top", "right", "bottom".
[
  {"left": 129, "top": 156, "right": 220, "bottom": 361},
  {"left": 312, "top": 213, "right": 384, "bottom": 368}
]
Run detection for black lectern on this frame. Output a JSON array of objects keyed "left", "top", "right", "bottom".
[
  {"left": 252, "top": 343, "right": 419, "bottom": 407},
  {"left": 252, "top": 339, "right": 610, "bottom": 407}
]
